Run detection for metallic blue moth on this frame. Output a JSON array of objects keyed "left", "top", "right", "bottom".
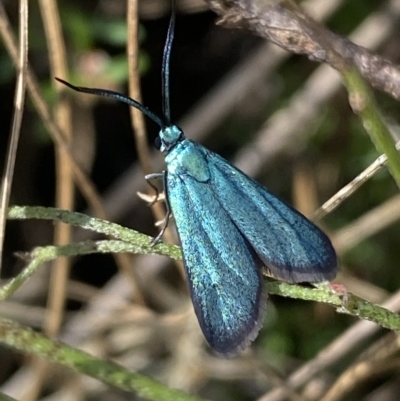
[{"left": 56, "top": 12, "right": 338, "bottom": 356}]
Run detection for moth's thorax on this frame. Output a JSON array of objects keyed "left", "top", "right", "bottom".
[{"left": 165, "top": 139, "right": 210, "bottom": 182}]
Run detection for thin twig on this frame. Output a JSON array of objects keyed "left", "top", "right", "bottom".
[
  {"left": 39, "top": 0, "right": 74, "bottom": 339},
  {"left": 321, "top": 334, "right": 400, "bottom": 401},
  {"left": 314, "top": 141, "right": 400, "bottom": 220},
  {"left": 0, "top": 2, "right": 105, "bottom": 218},
  {"left": 127, "top": 0, "right": 154, "bottom": 177},
  {"left": 26, "top": 2, "right": 76, "bottom": 399},
  {"left": 333, "top": 194, "right": 400, "bottom": 254},
  {"left": 0, "top": 0, "right": 28, "bottom": 276}
]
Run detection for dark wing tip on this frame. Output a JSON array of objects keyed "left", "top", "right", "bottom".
[{"left": 265, "top": 248, "right": 339, "bottom": 284}]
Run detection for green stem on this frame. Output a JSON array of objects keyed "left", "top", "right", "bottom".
[
  {"left": 267, "top": 282, "right": 400, "bottom": 331},
  {"left": 342, "top": 68, "right": 400, "bottom": 188},
  {"left": 7, "top": 205, "right": 181, "bottom": 260},
  {"left": 0, "top": 317, "right": 207, "bottom": 401},
  {"left": 4, "top": 206, "right": 182, "bottom": 300},
  {"left": 0, "top": 239, "right": 178, "bottom": 301}
]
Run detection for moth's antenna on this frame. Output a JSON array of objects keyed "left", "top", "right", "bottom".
[
  {"left": 161, "top": 4, "right": 176, "bottom": 125},
  {"left": 55, "top": 78, "right": 166, "bottom": 129}
]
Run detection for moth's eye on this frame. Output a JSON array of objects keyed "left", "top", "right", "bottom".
[{"left": 154, "top": 136, "right": 161, "bottom": 149}]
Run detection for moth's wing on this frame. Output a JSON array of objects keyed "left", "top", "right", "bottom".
[
  {"left": 167, "top": 169, "right": 266, "bottom": 357},
  {"left": 208, "top": 152, "right": 338, "bottom": 283}
]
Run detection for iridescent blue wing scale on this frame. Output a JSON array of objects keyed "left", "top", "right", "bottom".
[
  {"left": 166, "top": 142, "right": 266, "bottom": 356},
  {"left": 204, "top": 147, "right": 338, "bottom": 283}
]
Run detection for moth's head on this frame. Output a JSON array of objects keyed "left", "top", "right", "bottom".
[{"left": 155, "top": 125, "right": 184, "bottom": 153}]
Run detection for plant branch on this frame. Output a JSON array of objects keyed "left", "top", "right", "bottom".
[
  {"left": 5, "top": 205, "right": 400, "bottom": 332},
  {"left": 205, "top": 0, "right": 400, "bottom": 100},
  {"left": 267, "top": 282, "right": 400, "bottom": 331},
  {"left": 7, "top": 205, "right": 181, "bottom": 259}
]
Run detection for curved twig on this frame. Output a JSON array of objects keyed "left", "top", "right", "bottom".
[{"left": 205, "top": 0, "right": 400, "bottom": 100}]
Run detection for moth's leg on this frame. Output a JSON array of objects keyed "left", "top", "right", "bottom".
[
  {"left": 145, "top": 172, "right": 171, "bottom": 246},
  {"left": 145, "top": 173, "right": 165, "bottom": 206}
]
